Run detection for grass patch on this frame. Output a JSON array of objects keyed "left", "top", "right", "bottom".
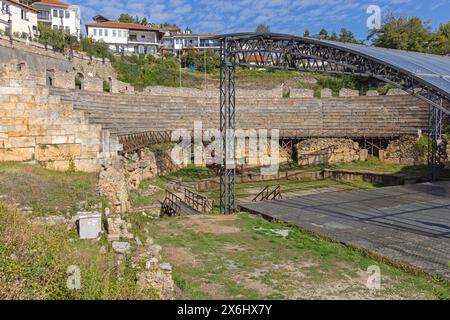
[
  {"left": 0, "top": 162, "right": 102, "bottom": 216},
  {"left": 140, "top": 213, "right": 449, "bottom": 300},
  {"left": 0, "top": 202, "right": 157, "bottom": 300}
]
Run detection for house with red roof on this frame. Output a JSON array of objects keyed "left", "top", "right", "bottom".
[
  {"left": 0, "top": 0, "right": 38, "bottom": 37},
  {"left": 31, "top": 0, "right": 80, "bottom": 39},
  {"left": 85, "top": 17, "right": 165, "bottom": 56}
]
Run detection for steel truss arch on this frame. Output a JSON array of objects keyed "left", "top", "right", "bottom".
[{"left": 216, "top": 32, "right": 450, "bottom": 214}]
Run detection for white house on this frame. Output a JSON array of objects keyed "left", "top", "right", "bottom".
[
  {"left": 31, "top": 0, "right": 80, "bottom": 39},
  {"left": 162, "top": 29, "right": 221, "bottom": 56},
  {"left": 0, "top": 0, "right": 38, "bottom": 37},
  {"left": 85, "top": 19, "right": 164, "bottom": 56}
]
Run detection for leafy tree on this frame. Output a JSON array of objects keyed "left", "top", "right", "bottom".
[
  {"left": 338, "top": 28, "right": 358, "bottom": 43},
  {"left": 319, "top": 28, "right": 328, "bottom": 39},
  {"left": 303, "top": 29, "right": 310, "bottom": 37},
  {"left": 80, "top": 37, "right": 110, "bottom": 59},
  {"left": 330, "top": 32, "right": 338, "bottom": 41},
  {"left": 369, "top": 15, "right": 430, "bottom": 52},
  {"left": 429, "top": 22, "right": 450, "bottom": 55},
  {"left": 256, "top": 24, "right": 271, "bottom": 33},
  {"left": 38, "top": 23, "right": 65, "bottom": 50},
  {"left": 141, "top": 17, "right": 148, "bottom": 26},
  {"left": 118, "top": 13, "right": 135, "bottom": 23},
  {"left": 181, "top": 49, "right": 220, "bottom": 73}
]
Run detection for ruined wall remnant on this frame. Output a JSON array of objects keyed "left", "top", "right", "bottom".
[
  {"left": 382, "top": 135, "right": 421, "bottom": 165},
  {"left": 98, "top": 149, "right": 180, "bottom": 213},
  {"left": 296, "top": 138, "right": 368, "bottom": 166}
]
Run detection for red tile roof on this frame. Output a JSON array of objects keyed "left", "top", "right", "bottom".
[
  {"left": 85, "top": 21, "right": 163, "bottom": 32},
  {"left": 7, "top": 0, "right": 38, "bottom": 12},
  {"left": 33, "top": 0, "right": 70, "bottom": 7}
]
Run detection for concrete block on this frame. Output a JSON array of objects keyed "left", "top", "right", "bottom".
[
  {"left": 75, "top": 212, "right": 102, "bottom": 240},
  {"left": 321, "top": 88, "right": 332, "bottom": 98}
]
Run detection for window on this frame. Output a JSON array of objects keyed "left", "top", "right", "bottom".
[
  {"left": 118, "top": 30, "right": 122, "bottom": 37},
  {"left": 123, "top": 30, "right": 127, "bottom": 38},
  {"left": 21, "top": 9, "right": 26, "bottom": 20},
  {"left": 93, "top": 28, "right": 97, "bottom": 36},
  {"left": 112, "top": 30, "right": 116, "bottom": 37},
  {"left": 65, "top": 26, "right": 70, "bottom": 33},
  {"left": 52, "top": 25, "right": 58, "bottom": 30},
  {"left": 53, "top": 9, "right": 58, "bottom": 18},
  {"left": 99, "top": 29, "right": 103, "bottom": 36},
  {"left": 59, "top": 10, "right": 63, "bottom": 18},
  {"left": 104, "top": 29, "right": 108, "bottom": 36},
  {"left": 141, "top": 35, "right": 145, "bottom": 39},
  {"left": 65, "top": 11, "right": 69, "bottom": 19},
  {"left": 2, "top": 3, "right": 9, "bottom": 13}
]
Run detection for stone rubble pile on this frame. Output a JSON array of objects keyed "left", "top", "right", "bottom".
[
  {"left": 296, "top": 138, "right": 368, "bottom": 166},
  {"left": 383, "top": 135, "right": 420, "bottom": 165},
  {"left": 98, "top": 149, "right": 179, "bottom": 213}
]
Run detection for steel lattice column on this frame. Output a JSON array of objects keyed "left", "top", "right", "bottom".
[
  {"left": 428, "top": 102, "right": 445, "bottom": 181},
  {"left": 219, "top": 39, "right": 237, "bottom": 214}
]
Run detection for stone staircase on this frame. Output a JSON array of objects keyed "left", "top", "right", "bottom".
[{"left": 50, "top": 88, "right": 429, "bottom": 139}]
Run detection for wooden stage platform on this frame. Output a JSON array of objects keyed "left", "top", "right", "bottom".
[{"left": 240, "top": 182, "right": 450, "bottom": 280}]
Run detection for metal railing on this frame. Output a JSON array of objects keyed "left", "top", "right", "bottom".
[
  {"left": 252, "top": 185, "right": 282, "bottom": 202},
  {"left": 184, "top": 188, "right": 214, "bottom": 214},
  {"left": 161, "top": 190, "right": 183, "bottom": 216}
]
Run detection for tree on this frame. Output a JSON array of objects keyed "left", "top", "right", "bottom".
[
  {"left": 429, "top": 22, "right": 450, "bottom": 55},
  {"left": 338, "top": 28, "right": 358, "bottom": 43},
  {"left": 330, "top": 32, "right": 338, "bottom": 41},
  {"left": 118, "top": 13, "right": 135, "bottom": 23},
  {"left": 181, "top": 49, "right": 220, "bottom": 73},
  {"left": 319, "top": 28, "right": 328, "bottom": 39},
  {"left": 369, "top": 15, "right": 430, "bottom": 52},
  {"left": 141, "top": 17, "right": 148, "bottom": 26},
  {"left": 38, "top": 23, "right": 65, "bottom": 50},
  {"left": 303, "top": 29, "right": 310, "bottom": 37},
  {"left": 256, "top": 24, "right": 271, "bottom": 33}
]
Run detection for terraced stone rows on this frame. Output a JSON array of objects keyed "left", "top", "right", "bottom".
[{"left": 51, "top": 88, "right": 429, "bottom": 138}]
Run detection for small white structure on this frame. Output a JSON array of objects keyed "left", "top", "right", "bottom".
[
  {"left": 75, "top": 212, "right": 102, "bottom": 240},
  {"left": 32, "top": 0, "right": 81, "bottom": 39},
  {"left": 85, "top": 17, "right": 164, "bottom": 56},
  {"left": 0, "top": 0, "right": 38, "bottom": 37}
]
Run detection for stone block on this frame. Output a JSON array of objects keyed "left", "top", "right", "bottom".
[
  {"left": 321, "top": 88, "right": 333, "bottom": 98},
  {"left": 290, "top": 88, "right": 314, "bottom": 98},
  {"left": 34, "top": 143, "right": 81, "bottom": 161},
  {"left": 0, "top": 147, "right": 34, "bottom": 161},
  {"left": 359, "top": 149, "right": 369, "bottom": 161},
  {"left": 75, "top": 212, "right": 102, "bottom": 240},
  {"left": 366, "top": 90, "right": 379, "bottom": 96},
  {"left": 339, "top": 88, "right": 359, "bottom": 97}
]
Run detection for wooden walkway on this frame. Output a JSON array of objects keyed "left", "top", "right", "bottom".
[{"left": 240, "top": 182, "right": 450, "bottom": 280}]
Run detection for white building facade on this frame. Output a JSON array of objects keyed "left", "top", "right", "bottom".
[
  {"left": 32, "top": 0, "right": 80, "bottom": 39},
  {"left": 85, "top": 21, "right": 163, "bottom": 56},
  {"left": 162, "top": 30, "right": 221, "bottom": 56},
  {"left": 0, "top": 0, "right": 38, "bottom": 37}
]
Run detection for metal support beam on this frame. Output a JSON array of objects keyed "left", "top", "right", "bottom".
[
  {"left": 219, "top": 39, "right": 236, "bottom": 214},
  {"left": 428, "top": 101, "right": 446, "bottom": 181}
]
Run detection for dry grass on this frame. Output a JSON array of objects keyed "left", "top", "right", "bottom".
[{"left": 0, "top": 202, "right": 156, "bottom": 300}]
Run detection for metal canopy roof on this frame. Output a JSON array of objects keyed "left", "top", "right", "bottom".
[{"left": 215, "top": 32, "right": 450, "bottom": 102}]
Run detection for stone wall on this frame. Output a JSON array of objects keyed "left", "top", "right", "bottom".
[
  {"left": 381, "top": 135, "right": 421, "bottom": 165},
  {"left": 296, "top": 138, "right": 368, "bottom": 166},
  {"left": 0, "top": 66, "right": 121, "bottom": 171},
  {"left": 98, "top": 149, "right": 180, "bottom": 213}
]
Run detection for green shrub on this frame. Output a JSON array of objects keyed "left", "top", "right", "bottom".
[{"left": 417, "top": 135, "right": 429, "bottom": 160}]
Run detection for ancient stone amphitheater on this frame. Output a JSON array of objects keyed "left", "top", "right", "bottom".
[{"left": 0, "top": 38, "right": 433, "bottom": 172}]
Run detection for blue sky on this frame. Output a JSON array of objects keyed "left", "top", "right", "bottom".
[{"left": 72, "top": 0, "right": 449, "bottom": 39}]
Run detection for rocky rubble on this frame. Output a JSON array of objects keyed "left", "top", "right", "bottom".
[
  {"left": 98, "top": 148, "right": 181, "bottom": 213},
  {"left": 296, "top": 138, "right": 368, "bottom": 166},
  {"left": 383, "top": 136, "right": 420, "bottom": 165}
]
